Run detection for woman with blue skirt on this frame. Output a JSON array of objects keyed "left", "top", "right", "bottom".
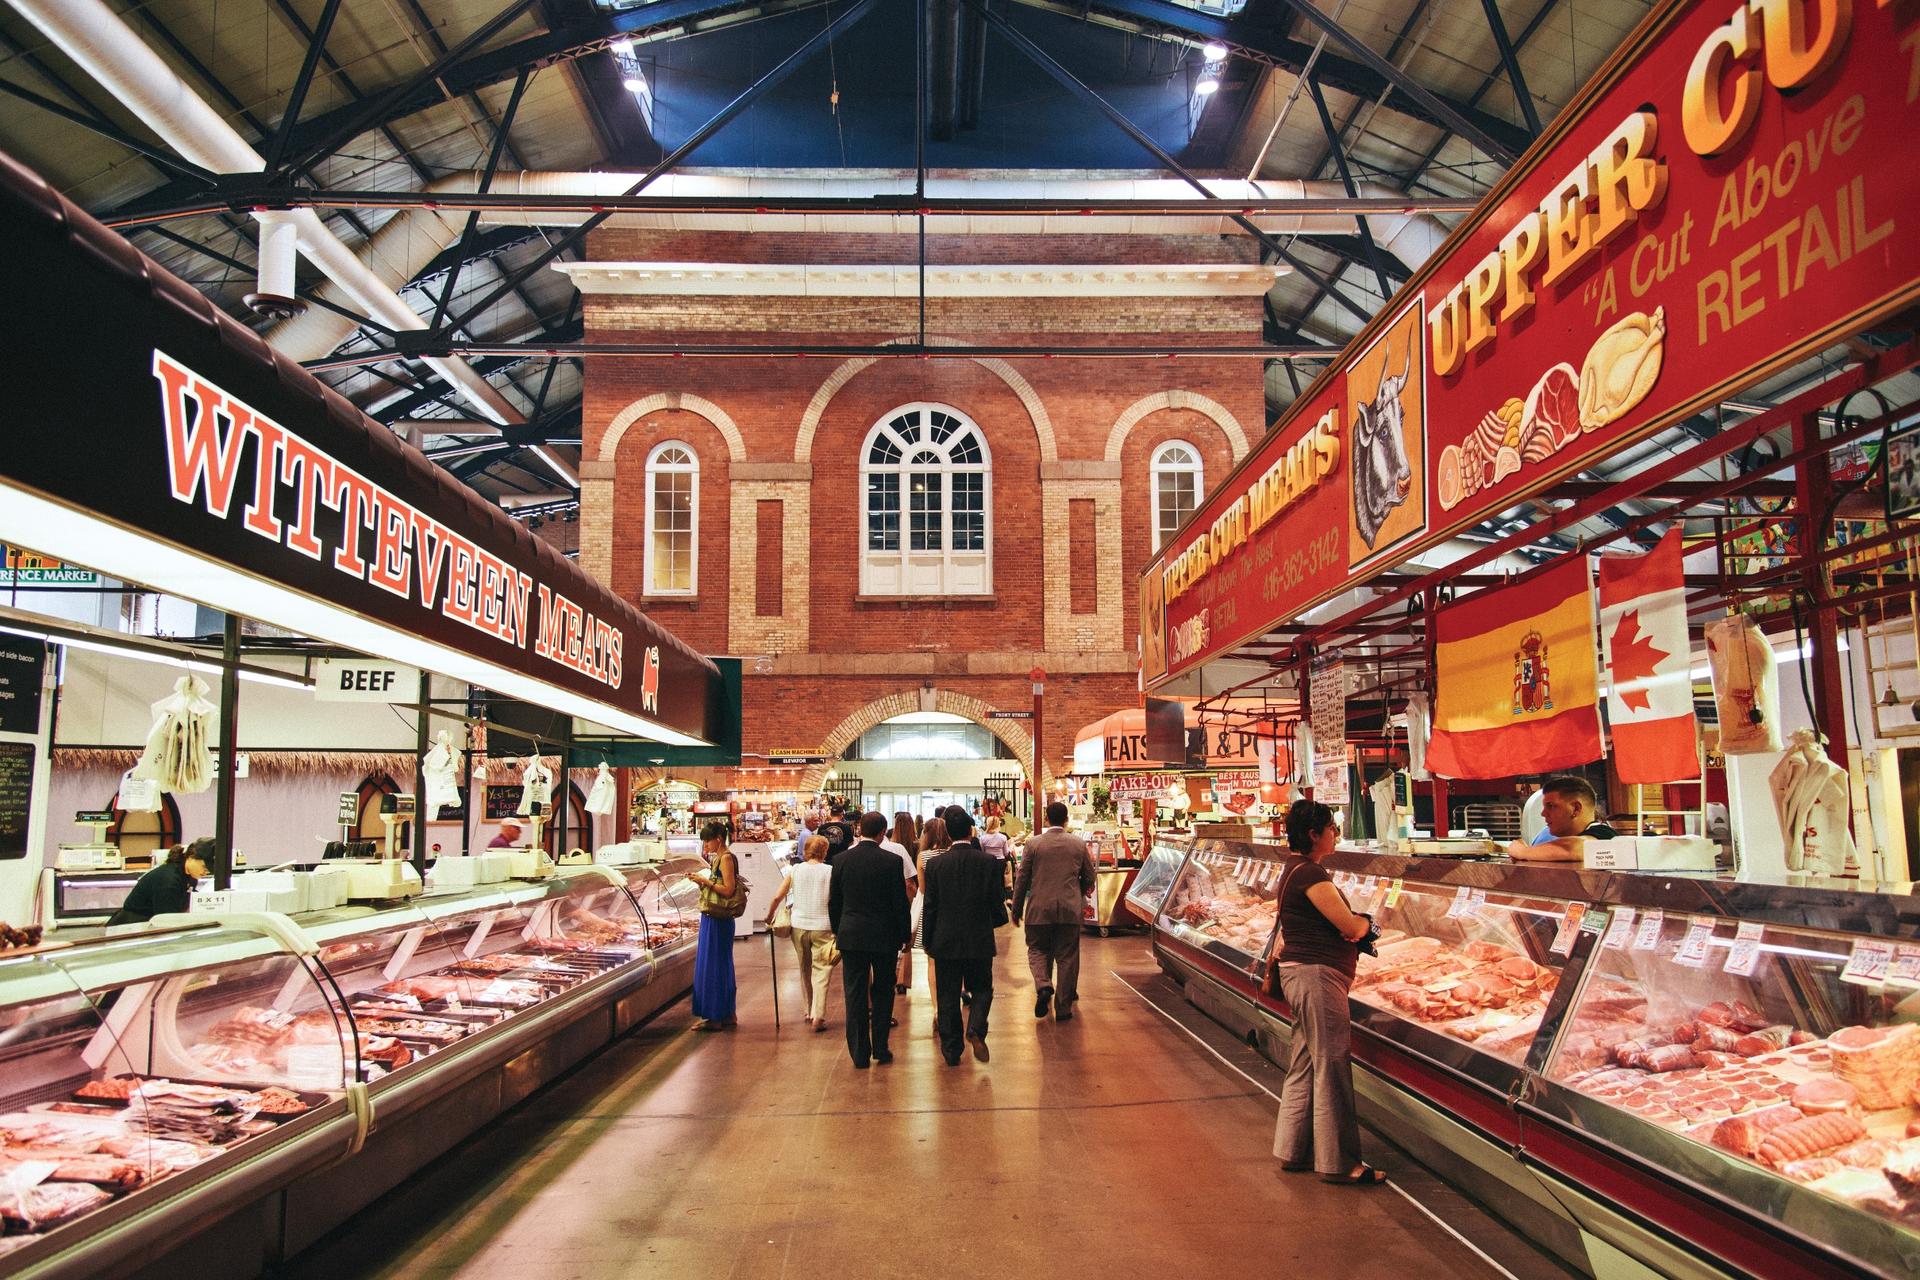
[{"left": 689, "top": 819, "right": 740, "bottom": 1030}]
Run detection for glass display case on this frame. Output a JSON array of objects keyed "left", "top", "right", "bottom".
[
  {"left": 1344, "top": 874, "right": 1576, "bottom": 1070},
  {"left": 1154, "top": 844, "right": 1281, "bottom": 965},
  {"left": 0, "top": 924, "right": 350, "bottom": 1264},
  {"left": 1123, "top": 842, "right": 1189, "bottom": 924},
  {"left": 1531, "top": 911, "right": 1920, "bottom": 1276},
  {"left": 618, "top": 859, "right": 702, "bottom": 957}
]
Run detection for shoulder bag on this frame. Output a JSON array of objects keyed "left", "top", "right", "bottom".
[
  {"left": 698, "top": 852, "right": 751, "bottom": 919},
  {"left": 1259, "top": 857, "right": 1304, "bottom": 998}
]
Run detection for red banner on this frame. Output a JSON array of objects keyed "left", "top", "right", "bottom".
[{"left": 1145, "top": 0, "right": 1920, "bottom": 688}]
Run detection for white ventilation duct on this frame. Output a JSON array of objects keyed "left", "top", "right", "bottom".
[{"left": 5, "top": 0, "right": 525, "bottom": 433}]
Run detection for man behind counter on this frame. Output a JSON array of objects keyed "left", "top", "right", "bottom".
[{"left": 1505, "top": 776, "right": 1617, "bottom": 862}]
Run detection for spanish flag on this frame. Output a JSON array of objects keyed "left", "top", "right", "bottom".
[{"left": 1425, "top": 557, "right": 1603, "bottom": 780}]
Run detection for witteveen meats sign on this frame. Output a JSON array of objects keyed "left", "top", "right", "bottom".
[
  {"left": 0, "top": 152, "right": 719, "bottom": 745},
  {"left": 1142, "top": 0, "right": 1920, "bottom": 687}
]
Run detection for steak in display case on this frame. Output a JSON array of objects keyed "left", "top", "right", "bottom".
[
  {"left": 1530, "top": 910, "right": 1920, "bottom": 1277},
  {"left": 1123, "top": 842, "right": 1193, "bottom": 925}
]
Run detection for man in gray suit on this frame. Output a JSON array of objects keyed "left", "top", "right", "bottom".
[{"left": 1012, "top": 801, "right": 1096, "bottom": 1021}]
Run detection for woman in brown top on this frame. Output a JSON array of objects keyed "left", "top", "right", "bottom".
[{"left": 1271, "top": 799, "right": 1382, "bottom": 1185}]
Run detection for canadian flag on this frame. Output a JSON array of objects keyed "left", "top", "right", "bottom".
[{"left": 1597, "top": 530, "right": 1699, "bottom": 783}]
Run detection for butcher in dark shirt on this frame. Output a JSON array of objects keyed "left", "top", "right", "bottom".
[{"left": 107, "top": 841, "right": 212, "bottom": 925}]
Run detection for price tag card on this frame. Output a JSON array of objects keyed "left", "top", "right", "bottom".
[
  {"left": 1843, "top": 939, "right": 1895, "bottom": 987},
  {"left": 1602, "top": 906, "right": 1637, "bottom": 951},
  {"left": 1673, "top": 917, "right": 1717, "bottom": 968},
  {"left": 1445, "top": 886, "right": 1472, "bottom": 919},
  {"left": 1465, "top": 888, "right": 1490, "bottom": 920},
  {"left": 1885, "top": 944, "right": 1920, "bottom": 989},
  {"left": 1233, "top": 858, "right": 1247, "bottom": 878},
  {"left": 1722, "top": 921, "right": 1767, "bottom": 977},
  {"left": 1384, "top": 878, "right": 1404, "bottom": 910},
  {"left": 1631, "top": 909, "right": 1665, "bottom": 951},
  {"left": 1265, "top": 863, "right": 1280, "bottom": 887},
  {"left": 1549, "top": 903, "right": 1588, "bottom": 956}
]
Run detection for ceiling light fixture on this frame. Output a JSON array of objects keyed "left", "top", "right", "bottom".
[
  {"left": 1202, "top": 41, "right": 1229, "bottom": 60},
  {"left": 0, "top": 619, "right": 314, "bottom": 690},
  {"left": 1195, "top": 77, "right": 1221, "bottom": 96},
  {"left": 611, "top": 38, "right": 635, "bottom": 56},
  {"left": 622, "top": 77, "right": 647, "bottom": 94}
]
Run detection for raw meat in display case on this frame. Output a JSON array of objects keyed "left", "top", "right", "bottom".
[
  {"left": 1344, "top": 883, "right": 1568, "bottom": 1065},
  {"left": 1542, "top": 911, "right": 1920, "bottom": 1257},
  {"left": 1154, "top": 847, "right": 1279, "bottom": 960}
]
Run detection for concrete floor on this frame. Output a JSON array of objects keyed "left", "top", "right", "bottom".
[{"left": 280, "top": 936, "right": 1573, "bottom": 1280}]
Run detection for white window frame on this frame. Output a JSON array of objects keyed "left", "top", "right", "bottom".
[
  {"left": 643, "top": 440, "right": 699, "bottom": 596},
  {"left": 858, "top": 403, "right": 993, "bottom": 596},
  {"left": 1150, "top": 439, "right": 1204, "bottom": 551}
]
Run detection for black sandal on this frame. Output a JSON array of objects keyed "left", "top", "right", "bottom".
[
  {"left": 1279, "top": 1162, "right": 1313, "bottom": 1173},
  {"left": 1321, "top": 1165, "right": 1388, "bottom": 1186}
]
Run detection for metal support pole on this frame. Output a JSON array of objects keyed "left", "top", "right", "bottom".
[
  {"left": 968, "top": 0, "right": 1374, "bottom": 326},
  {"left": 1477, "top": 0, "right": 1543, "bottom": 136},
  {"left": 213, "top": 615, "right": 240, "bottom": 890},
  {"left": 1421, "top": 587, "right": 1448, "bottom": 837},
  {"left": 1792, "top": 412, "right": 1851, "bottom": 773},
  {"left": 432, "top": 65, "right": 533, "bottom": 334},
  {"left": 266, "top": 0, "right": 347, "bottom": 172},
  {"left": 413, "top": 671, "right": 431, "bottom": 879},
  {"left": 1305, "top": 75, "right": 1393, "bottom": 300}
]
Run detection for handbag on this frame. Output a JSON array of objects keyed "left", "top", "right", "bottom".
[
  {"left": 816, "top": 934, "right": 841, "bottom": 967},
  {"left": 1260, "top": 858, "right": 1305, "bottom": 998},
  {"left": 770, "top": 901, "right": 793, "bottom": 938},
  {"left": 697, "top": 853, "right": 751, "bottom": 919}
]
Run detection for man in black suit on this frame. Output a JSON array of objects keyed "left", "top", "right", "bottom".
[
  {"left": 920, "top": 806, "right": 1007, "bottom": 1065},
  {"left": 828, "top": 811, "right": 912, "bottom": 1068}
]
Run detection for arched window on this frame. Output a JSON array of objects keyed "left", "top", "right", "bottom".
[
  {"left": 860, "top": 404, "right": 991, "bottom": 595},
  {"left": 1150, "top": 440, "right": 1203, "bottom": 550},
  {"left": 644, "top": 441, "right": 698, "bottom": 595}
]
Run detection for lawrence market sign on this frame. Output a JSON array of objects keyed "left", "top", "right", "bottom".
[{"left": 1141, "top": 0, "right": 1920, "bottom": 688}]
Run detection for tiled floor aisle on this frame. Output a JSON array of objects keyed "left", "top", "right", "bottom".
[{"left": 281, "top": 936, "right": 1573, "bottom": 1280}]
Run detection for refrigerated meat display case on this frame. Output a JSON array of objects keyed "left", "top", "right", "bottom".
[
  {"left": 1145, "top": 837, "right": 1920, "bottom": 1280},
  {"left": 0, "top": 864, "right": 699, "bottom": 1280}
]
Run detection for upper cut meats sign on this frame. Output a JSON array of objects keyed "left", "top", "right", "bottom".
[{"left": 1142, "top": 0, "right": 1920, "bottom": 687}]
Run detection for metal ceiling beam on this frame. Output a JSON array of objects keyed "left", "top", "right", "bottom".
[
  {"left": 1063, "top": 0, "right": 1529, "bottom": 162},
  {"left": 1478, "top": 0, "right": 1542, "bottom": 136},
  {"left": 440, "top": 0, "right": 883, "bottom": 339},
  {"left": 432, "top": 67, "right": 534, "bottom": 332},
  {"left": 264, "top": 0, "right": 346, "bottom": 172},
  {"left": 1305, "top": 75, "right": 1391, "bottom": 299},
  {"left": 312, "top": 340, "right": 1339, "bottom": 370},
  {"left": 98, "top": 189, "right": 1480, "bottom": 228},
  {"left": 141, "top": 226, "right": 403, "bottom": 339},
  {"left": 0, "top": 79, "right": 218, "bottom": 184},
  {"left": 971, "top": 0, "right": 1374, "bottom": 326},
  {"left": 279, "top": 0, "right": 541, "bottom": 178}
]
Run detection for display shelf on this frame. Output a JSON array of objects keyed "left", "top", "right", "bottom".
[
  {"left": 1146, "top": 835, "right": 1920, "bottom": 1279},
  {"left": 0, "top": 865, "right": 705, "bottom": 1276},
  {"left": 1122, "top": 842, "right": 1188, "bottom": 924}
]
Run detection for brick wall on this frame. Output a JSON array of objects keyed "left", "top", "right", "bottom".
[{"left": 580, "top": 227, "right": 1266, "bottom": 788}]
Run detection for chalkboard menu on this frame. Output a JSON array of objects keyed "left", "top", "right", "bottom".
[
  {"left": 0, "top": 640, "right": 44, "bottom": 735},
  {"left": 484, "top": 785, "right": 523, "bottom": 821},
  {"left": 0, "top": 742, "right": 34, "bottom": 859}
]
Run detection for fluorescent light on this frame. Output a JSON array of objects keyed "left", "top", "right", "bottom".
[
  {"left": 1202, "top": 41, "right": 1229, "bottom": 60},
  {"left": 0, "top": 621, "right": 313, "bottom": 689},
  {"left": 611, "top": 37, "right": 635, "bottom": 56},
  {"left": 1196, "top": 78, "right": 1221, "bottom": 96},
  {"left": 0, "top": 486, "right": 708, "bottom": 747}
]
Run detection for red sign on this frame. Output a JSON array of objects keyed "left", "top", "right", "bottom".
[{"left": 1145, "top": 0, "right": 1920, "bottom": 687}]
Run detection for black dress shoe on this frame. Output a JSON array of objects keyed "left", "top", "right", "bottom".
[
  {"left": 874, "top": 1050, "right": 894, "bottom": 1064},
  {"left": 943, "top": 1053, "right": 961, "bottom": 1066},
  {"left": 1055, "top": 1009, "right": 1074, "bottom": 1022},
  {"left": 967, "top": 1034, "right": 990, "bottom": 1063},
  {"left": 1035, "top": 987, "right": 1053, "bottom": 1019},
  {"left": 852, "top": 1059, "right": 870, "bottom": 1069}
]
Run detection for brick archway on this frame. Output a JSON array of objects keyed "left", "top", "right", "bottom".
[
  {"left": 798, "top": 688, "right": 1041, "bottom": 793},
  {"left": 600, "top": 392, "right": 747, "bottom": 463},
  {"left": 1104, "top": 389, "right": 1251, "bottom": 463},
  {"left": 793, "top": 337, "right": 1058, "bottom": 464}
]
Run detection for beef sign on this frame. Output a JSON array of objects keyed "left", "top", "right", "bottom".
[{"left": 1142, "top": 0, "right": 1920, "bottom": 688}]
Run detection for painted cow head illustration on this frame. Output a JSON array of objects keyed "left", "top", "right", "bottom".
[{"left": 1352, "top": 348, "right": 1414, "bottom": 549}]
